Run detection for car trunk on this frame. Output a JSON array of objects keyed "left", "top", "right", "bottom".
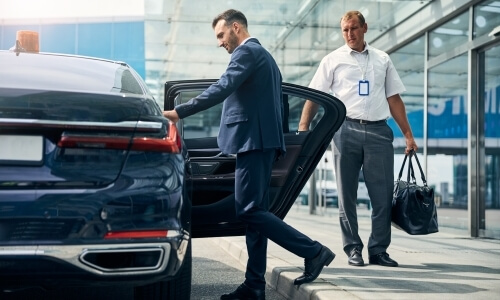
[{"left": 0, "top": 89, "right": 168, "bottom": 188}]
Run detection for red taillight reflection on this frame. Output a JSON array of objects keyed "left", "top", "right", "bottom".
[
  {"left": 104, "top": 230, "right": 168, "bottom": 239},
  {"left": 57, "top": 122, "right": 181, "bottom": 153}
]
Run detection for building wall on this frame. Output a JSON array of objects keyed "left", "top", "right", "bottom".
[{"left": 0, "top": 18, "right": 145, "bottom": 78}]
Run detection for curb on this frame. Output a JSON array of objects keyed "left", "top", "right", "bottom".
[{"left": 216, "top": 237, "right": 356, "bottom": 299}]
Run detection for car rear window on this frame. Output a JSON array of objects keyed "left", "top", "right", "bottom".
[
  {"left": 0, "top": 90, "right": 152, "bottom": 122},
  {"left": 0, "top": 51, "right": 144, "bottom": 95}
]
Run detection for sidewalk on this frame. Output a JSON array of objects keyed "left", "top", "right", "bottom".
[{"left": 215, "top": 204, "right": 500, "bottom": 300}]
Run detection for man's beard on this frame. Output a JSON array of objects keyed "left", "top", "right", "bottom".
[{"left": 226, "top": 30, "right": 239, "bottom": 54}]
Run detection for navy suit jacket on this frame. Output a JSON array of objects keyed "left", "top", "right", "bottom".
[{"left": 175, "top": 38, "right": 286, "bottom": 157}]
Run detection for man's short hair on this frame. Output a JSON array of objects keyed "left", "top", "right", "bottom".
[
  {"left": 212, "top": 9, "right": 248, "bottom": 29},
  {"left": 340, "top": 11, "right": 365, "bottom": 26}
]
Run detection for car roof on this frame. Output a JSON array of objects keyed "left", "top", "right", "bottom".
[{"left": 0, "top": 50, "right": 146, "bottom": 96}]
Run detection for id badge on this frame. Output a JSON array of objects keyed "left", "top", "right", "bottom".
[{"left": 359, "top": 80, "right": 369, "bottom": 96}]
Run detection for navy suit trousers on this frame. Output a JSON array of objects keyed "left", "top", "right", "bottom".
[{"left": 235, "top": 149, "right": 322, "bottom": 289}]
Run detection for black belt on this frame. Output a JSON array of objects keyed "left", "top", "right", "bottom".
[{"left": 345, "top": 117, "right": 386, "bottom": 125}]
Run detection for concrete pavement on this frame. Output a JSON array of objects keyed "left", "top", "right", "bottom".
[{"left": 215, "top": 204, "right": 500, "bottom": 300}]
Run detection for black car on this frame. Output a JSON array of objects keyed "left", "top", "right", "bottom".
[{"left": 0, "top": 42, "right": 345, "bottom": 299}]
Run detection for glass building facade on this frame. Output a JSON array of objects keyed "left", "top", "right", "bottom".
[
  {"left": 0, "top": 17, "right": 145, "bottom": 78},
  {"left": 383, "top": 0, "right": 500, "bottom": 238},
  {"left": 1, "top": 0, "right": 499, "bottom": 238}
]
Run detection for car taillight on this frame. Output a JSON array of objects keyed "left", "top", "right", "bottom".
[
  {"left": 104, "top": 230, "right": 168, "bottom": 239},
  {"left": 58, "top": 122, "right": 181, "bottom": 153}
]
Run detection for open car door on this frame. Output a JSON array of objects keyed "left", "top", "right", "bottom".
[{"left": 164, "top": 80, "right": 346, "bottom": 238}]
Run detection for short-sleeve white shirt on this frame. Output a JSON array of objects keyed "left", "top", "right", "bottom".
[{"left": 308, "top": 43, "right": 405, "bottom": 121}]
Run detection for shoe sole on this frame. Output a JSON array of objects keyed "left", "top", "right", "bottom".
[
  {"left": 369, "top": 261, "right": 398, "bottom": 267},
  {"left": 325, "top": 252, "right": 335, "bottom": 266}
]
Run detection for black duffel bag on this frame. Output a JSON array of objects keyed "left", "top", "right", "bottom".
[{"left": 392, "top": 150, "right": 438, "bottom": 235}]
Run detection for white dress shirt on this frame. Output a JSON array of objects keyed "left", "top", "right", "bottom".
[{"left": 309, "top": 43, "right": 405, "bottom": 121}]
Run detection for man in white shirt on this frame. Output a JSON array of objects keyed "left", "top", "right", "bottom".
[{"left": 299, "top": 10, "right": 417, "bottom": 267}]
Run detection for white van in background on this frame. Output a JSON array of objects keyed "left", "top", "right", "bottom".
[
  {"left": 298, "top": 150, "right": 371, "bottom": 210},
  {"left": 298, "top": 150, "right": 338, "bottom": 207}
]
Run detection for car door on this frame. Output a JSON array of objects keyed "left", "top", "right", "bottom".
[{"left": 164, "top": 80, "right": 346, "bottom": 238}]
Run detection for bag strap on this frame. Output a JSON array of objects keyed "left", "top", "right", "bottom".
[
  {"left": 407, "top": 150, "right": 417, "bottom": 183},
  {"left": 397, "top": 153, "right": 408, "bottom": 181},
  {"left": 411, "top": 151, "right": 428, "bottom": 187}
]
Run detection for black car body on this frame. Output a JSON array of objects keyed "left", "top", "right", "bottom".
[
  {"left": 0, "top": 47, "right": 345, "bottom": 299},
  {"left": 0, "top": 49, "right": 191, "bottom": 298}
]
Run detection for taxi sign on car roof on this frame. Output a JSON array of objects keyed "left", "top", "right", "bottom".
[{"left": 11, "top": 30, "right": 39, "bottom": 53}]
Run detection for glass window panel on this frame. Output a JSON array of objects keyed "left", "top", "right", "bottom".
[
  {"left": 40, "top": 24, "right": 76, "bottom": 54},
  {"left": 388, "top": 37, "right": 425, "bottom": 151},
  {"left": 483, "top": 44, "right": 500, "bottom": 237},
  {"left": 78, "top": 23, "right": 112, "bottom": 58},
  {"left": 429, "top": 11, "right": 469, "bottom": 58},
  {"left": 473, "top": 0, "right": 500, "bottom": 39},
  {"left": 113, "top": 22, "right": 146, "bottom": 78},
  {"left": 427, "top": 53, "right": 468, "bottom": 230},
  {"left": 113, "top": 23, "right": 145, "bottom": 60}
]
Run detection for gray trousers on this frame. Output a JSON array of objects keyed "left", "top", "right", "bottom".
[{"left": 332, "top": 120, "right": 394, "bottom": 256}]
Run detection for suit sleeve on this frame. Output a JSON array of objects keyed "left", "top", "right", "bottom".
[{"left": 175, "top": 45, "right": 256, "bottom": 119}]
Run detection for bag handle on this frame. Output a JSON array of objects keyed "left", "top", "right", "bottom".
[
  {"left": 397, "top": 149, "right": 428, "bottom": 186},
  {"left": 410, "top": 150, "right": 428, "bottom": 187},
  {"left": 407, "top": 151, "right": 417, "bottom": 183},
  {"left": 397, "top": 150, "right": 417, "bottom": 183}
]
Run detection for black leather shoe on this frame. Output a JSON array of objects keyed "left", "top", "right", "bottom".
[
  {"left": 220, "top": 283, "right": 265, "bottom": 300},
  {"left": 369, "top": 252, "right": 398, "bottom": 267},
  {"left": 348, "top": 247, "right": 364, "bottom": 266},
  {"left": 294, "top": 246, "right": 335, "bottom": 285}
]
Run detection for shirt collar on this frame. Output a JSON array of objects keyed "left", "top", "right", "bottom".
[
  {"left": 346, "top": 42, "right": 370, "bottom": 54},
  {"left": 241, "top": 37, "right": 254, "bottom": 45}
]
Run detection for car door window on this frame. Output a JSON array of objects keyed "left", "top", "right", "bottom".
[
  {"left": 175, "top": 90, "right": 325, "bottom": 139},
  {"left": 174, "top": 90, "right": 222, "bottom": 139}
]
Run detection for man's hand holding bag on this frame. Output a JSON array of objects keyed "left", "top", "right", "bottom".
[{"left": 392, "top": 150, "right": 439, "bottom": 235}]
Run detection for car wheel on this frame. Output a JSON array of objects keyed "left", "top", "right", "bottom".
[{"left": 134, "top": 241, "right": 192, "bottom": 300}]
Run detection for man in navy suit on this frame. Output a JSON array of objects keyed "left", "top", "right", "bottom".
[{"left": 163, "top": 9, "right": 335, "bottom": 300}]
